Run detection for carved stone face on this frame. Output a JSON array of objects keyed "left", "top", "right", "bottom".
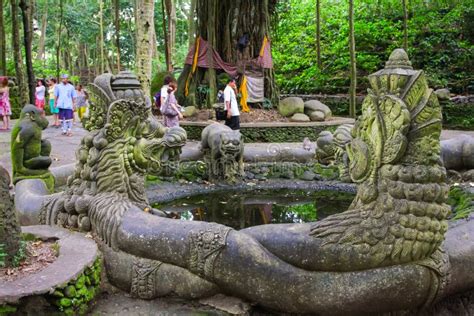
[
  {"left": 133, "top": 126, "right": 187, "bottom": 175},
  {"left": 220, "top": 132, "right": 242, "bottom": 157},
  {"left": 21, "top": 104, "right": 49, "bottom": 130}
]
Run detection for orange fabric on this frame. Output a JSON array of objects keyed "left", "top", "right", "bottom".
[
  {"left": 184, "top": 74, "right": 190, "bottom": 96},
  {"left": 259, "top": 36, "right": 268, "bottom": 57},
  {"left": 192, "top": 37, "right": 200, "bottom": 74},
  {"left": 239, "top": 76, "right": 250, "bottom": 113}
]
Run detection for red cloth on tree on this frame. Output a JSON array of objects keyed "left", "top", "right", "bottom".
[
  {"left": 185, "top": 37, "right": 274, "bottom": 76},
  {"left": 185, "top": 38, "right": 238, "bottom": 77}
]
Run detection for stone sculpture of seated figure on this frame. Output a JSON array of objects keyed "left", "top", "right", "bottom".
[{"left": 11, "top": 104, "right": 54, "bottom": 192}]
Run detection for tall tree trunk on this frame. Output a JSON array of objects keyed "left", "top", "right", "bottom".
[
  {"left": 135, "top": 0, "right": 155, "bottom": 95},
  {"left": 187, "top": 0, "right": 196, "bottom": 49},
  {"left": 177, "top": 0, "right": 279, "bottom": 108},
  {"left": 37, "top": 8, "right": 47, "bottom": 61},
  {"left": 99, "top": 0, "right": 104, "bottom": 74},
  {"left": 113, "top": 0, "right": 121, "bottom": 72},
  {"left": 348, "top": 0, "right": 357, "bottom": 118},
  {"left": 165, "top": 0, "right": 176, "bottom": 69},
  {"left": 11, "top": 0, "right": 28, "bottom": 105},
  {"left": 56, "top": 0, "right": 63, "bottom": 80},
  {"left": 316, "top": 0, "right": 322, "bottom": 69},
  {"left": 0, "top": 0, "right": 6, "bottom": 76},
  {"left": 19, "top": 0, "right": 35, "bottom": 104},
  {"left": 205, "top": 0, "right": 216, "bottom": 106},
  {"left": 161, "top": 0, "right": 171, "bottom": 71},
  {"left": 402, "top": 0, "right": 408, "bottom": 51}
]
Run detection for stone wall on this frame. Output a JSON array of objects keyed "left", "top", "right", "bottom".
[{"left": 181, "top": 118, "right": 354, "bottom": 142}]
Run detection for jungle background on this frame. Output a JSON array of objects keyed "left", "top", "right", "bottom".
[{"left": 0, "top": 0, "right": 473, "bottom": 123}]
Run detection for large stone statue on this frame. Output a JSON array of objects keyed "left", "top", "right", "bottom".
[
  {"left": 11, "top": 104, "right": 54, "bottom": 192},
  {"left": 41, "top": 71, "right": 187, "bottom": 233},
  {"left": 35, "top": 56, "right": 473, "bottom": 314},
  {"left": 200, "top": 123, "right": 244, "bottom": 182}
]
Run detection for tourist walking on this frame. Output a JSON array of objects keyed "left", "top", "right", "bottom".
[
  {"left": 54, "top": 74, "right": 77, "bottom": 136},
  {"left": 162, "top": 81, "right": 183, "bottom": 128},
  {"left": 159, "top": 75, "right": 173, "bottom": 113},
  {"left": 35, "top": 79, "right": 46, "bottom": 116},
  {"left": 48, "top": 78, "right": 59, "bottom": 127},
  {"left": 75, "top": 84, "right": 89, "bottom": 121},
  {"left": 224, "top": 78, "right": 240, "bottom": 130},
  {"left": 0, "top": 77, "right": 11, "bottom": 130}
]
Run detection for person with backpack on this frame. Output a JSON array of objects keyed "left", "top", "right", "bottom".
[
  {"left": 154, "top": 75, "right": 174, "bottom": 114},
  {"left": 162, "top": 82, "right": 183, "bottom": 128}
]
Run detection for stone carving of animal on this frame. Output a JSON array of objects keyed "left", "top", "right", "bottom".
[{"left": 201, "top": 123, "right": 244, "bottom": 182}]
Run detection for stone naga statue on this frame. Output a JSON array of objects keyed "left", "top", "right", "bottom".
[
  {"left": 11, "top": 105, "right": 54, "bottom": 192},
  {"left": 318, "top": 125, "right": 474, "bottom": 183},
  {"left": 200, "top": 123, "right": 244, "bottom": 182},
  {"left": 37, "top": 56, "right": 473, "bottom": 314},
  {"left": 41, "top": 71, "right": 187, "bottom": 237}
]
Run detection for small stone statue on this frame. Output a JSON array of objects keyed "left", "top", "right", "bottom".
[
  {"left": 315, "top": 124, "right": 353, "bottom": 181},
  {"left": 11, "top": 104, "right": 54, "bottom": 192},
  {"left": 201, "top": 123, "right": 244, "bottom": 182}
]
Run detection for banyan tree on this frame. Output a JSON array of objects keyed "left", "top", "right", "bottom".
[{"left": 177, "top": 0, "right": 279, "bottom": 110}]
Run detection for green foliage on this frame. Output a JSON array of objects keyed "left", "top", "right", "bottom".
[
  {"left": 273, "top": 0, "right": 474, "bottom": 95},
  {"left": 442, "top": 101, "right": 474, "bottom": 130},
  {"left": 448, "top": 186, "right": 474, "bottom": 220},
  {"left": 0, "top": 241, "right": 28, "bottom": 268},
  {"left": 11, "top": 240, "right": 27, "bottom": 267}
]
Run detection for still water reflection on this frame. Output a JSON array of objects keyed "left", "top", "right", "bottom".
[{"left": 155, "top": 189, "right": 354, "bottom": 230}]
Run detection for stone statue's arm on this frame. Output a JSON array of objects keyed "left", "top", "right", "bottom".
[{"left": 11, "top": 128, "right": 27, "bottom": 174}]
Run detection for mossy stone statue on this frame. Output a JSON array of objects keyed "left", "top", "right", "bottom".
[{"left": 11, "top": 104, "right": 54, "bottom": 192}]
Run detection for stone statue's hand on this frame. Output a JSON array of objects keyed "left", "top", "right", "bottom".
[
  {"left": 41, "top": 139, "right": 52, "bottom": 156},
  {"left": 24, "top": 156, "right": 52, "bottom": 170}
]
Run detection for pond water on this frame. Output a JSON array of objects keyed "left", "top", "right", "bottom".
[{"left": 155, "top": 189, "right": 354, "bottom": 230}]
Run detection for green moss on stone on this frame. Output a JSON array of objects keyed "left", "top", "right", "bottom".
[
  {"left": 47, "top": 257, "right": 102, "bottom": 315},
  {"left": 181, "top": 124, "right": 343, "bottom": 142},
  {"left": 64, "top": 285, "right": 77, "bottom": 298}
]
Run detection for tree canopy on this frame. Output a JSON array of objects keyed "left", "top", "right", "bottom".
[{"left": 0, "top": 0, "right": 472, "bottom": 114}]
